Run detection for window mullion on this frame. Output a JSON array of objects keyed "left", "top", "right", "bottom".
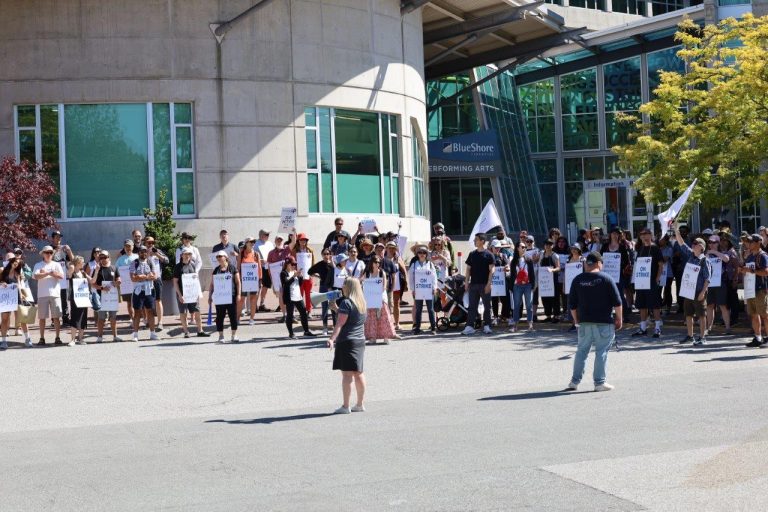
[
  {"left": 170, "top": 102, "right": 178, "bottom": 215},
  {"left": 58, "top": 104, "right": 67, "bottom": 220}
]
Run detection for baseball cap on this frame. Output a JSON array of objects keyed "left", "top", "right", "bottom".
[
  {"left": 137, "top": 245, "right": 148, "bottom": 252},
  {"left": 51, "top": 230, "right": 62, "bottom": 237},
  {"left": 258, "top": 229, "right": 270, "bottom": 236},
  {"left": 297, "top": 232, "right": 309, "bottom": 241},
  {"left": 702, "top": 228, "right": 713, "bottom": 235},
  {"left": 490, "top": 239, "right": 502, "bottom": 248},
  {"left": 526, "top": 235, "right": 534, "bottom": 242},
  {"left": 13, "top": 247, "right": 22, "bottom": 254},
  {"left": 386, "top": 241, "right": 397, "bottom": 248},
  {"left": 748, "top": 234, "right": 762, "bottom": 243},
  {"left": 585, "top": 251, "right": 602, "bottom": 265},
  {"left": 334, "top": 254, "right": 349, "bottom": 265},
  {"left": 336, "top": 231, "right": 350, "bottom": 239},
  {"left": 39, "top": 245, "right": 54, "bottom": 255},
  {"left": 374, "top": 243, "right": 385, "bottom": 250},
  {"left": 693, "top": 238, "right": 706, "bottom": 247},
  {"left": 433, "top": 222, "right": 445, "bottom": 229},
  {"left": 740, "top": 231, "right": 750, "bottom": 239},
  {"left": 215, "top": 250, "right": 228, "bottom": 258},
  {"left": 124, "top": 239, "right": 134, "bottom": 246},
  {"left": 570, "top": 245, "right": 582, "bottom": 253},
  {"left": 98, "top": 250, "right": 110, "bottom": 258},
  {"left": 544, "top": 239, "right": 554, "bottom": 245}
]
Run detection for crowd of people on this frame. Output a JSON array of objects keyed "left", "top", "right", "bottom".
[{"left": 2, "top": 217, "right": 767, "bottom": 352}]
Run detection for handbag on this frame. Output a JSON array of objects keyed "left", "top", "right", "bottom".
[
  {"left": 17, "top": 302, "right": 38, "bottom": 324},
  {"left": 90, "top": 289, "right": 102, "bottom": 311}
]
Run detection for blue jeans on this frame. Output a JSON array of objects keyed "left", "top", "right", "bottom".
[
  {"left": 512, "top": 283, "right": 533, "bottom": 323},
  {"left": 571, "top": 323, "right": 615, "bottom": 386},
  {"left": 413, "top": 299, "right": 435, "bottom": 331},
  {"left": 319, "top": 285, "right": 336, "bottom": 328}
]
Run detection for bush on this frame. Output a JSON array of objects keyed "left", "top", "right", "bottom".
[{"left": 142, "top": 189, "right": 180, "bottom": 280}]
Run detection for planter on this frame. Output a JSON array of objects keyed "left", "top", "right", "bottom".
[{"left": 161, "top": 279, "right": 180, "bottom": 316}]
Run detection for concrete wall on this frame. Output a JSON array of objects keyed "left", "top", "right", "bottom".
[{"left": 0, "top": 0, "right": 430, "bottom": 256}]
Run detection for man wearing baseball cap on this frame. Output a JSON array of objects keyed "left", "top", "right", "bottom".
[
  {"left": 567, "top": 251, "right": 623, "bottom": 392},
  {"left": 33, "top": 245, "right": 65, "bottom": 345},
  {"left": 50, "top": 230, "right": 74, "bottom": 326},
  {"left": 674, "top": 224, "right": 711, "bottom": 345},
  {"left": 740, "top": 234, "right": 768, "bottom": 347}
]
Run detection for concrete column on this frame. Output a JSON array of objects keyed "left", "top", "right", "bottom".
[
  {"left": 754, "top": 0, "right": 768, "bottom": 17},
  {"left": 603, "top": 0, "right": 613, "bottom": 13}
]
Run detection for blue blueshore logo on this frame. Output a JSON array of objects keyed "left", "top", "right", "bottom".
[{"left": 442, "top": 141, "right": 496, "bottom": 157}]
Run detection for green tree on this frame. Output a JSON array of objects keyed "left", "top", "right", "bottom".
[
  {"left": 613, "top": 14, "right": 768, "bottom": 211},
  {"left": 142, "top": 189, "right": 179, "bottom": 280}
]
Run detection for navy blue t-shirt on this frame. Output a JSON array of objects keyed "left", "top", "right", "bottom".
[
  {"left": 568, "top": 271, "right": 622, "bottom": 324},
  {"left": 465, "top": 249, "right": 495, "bottom": 285}
]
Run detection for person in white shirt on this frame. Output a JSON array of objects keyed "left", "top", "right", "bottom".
[
  {"left": 175, "top": 232, "right": 203, "bottom": 274},
  {"left": 345, "top": 247, "right": 364, "bottom": 279},
  {"left": 115, "top": 240, "right": 139, "bottom": 322},
  {"left": 129, "top": 246, "right": 160, "bottom": 342},
  {"left": 144, "top": 236, "right": 169, "bottom": 332},
  {"left": 33, "top": 245, "right": 65, "bottom": 345},
  {"left": 254, "top": 229, "right": 275, "bottom": 312}
]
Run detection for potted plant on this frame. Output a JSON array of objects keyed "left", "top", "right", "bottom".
[{"left": 142, "top": 189, "right": 181, "bottom": 316}]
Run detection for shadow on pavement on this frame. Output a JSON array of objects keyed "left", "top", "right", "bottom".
[
  {"left": 205, "top": 413, "right": 335, "bottom": 425},
  {"left": 263, "top": 339, "right": 327, "bottom": 350},
  {"left": 694, "top": 354, "right": 768, "bottom": 363},
  {"left": 478, "top": 389, "right": 593, "bottom": 401}
]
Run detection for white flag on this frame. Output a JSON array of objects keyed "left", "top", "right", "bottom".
[
  {"left": 657, "top": 179, "right": 697, "bottom": 230},
  {"left": 468, "top": 199, "right": 503, "bottom": 242}
]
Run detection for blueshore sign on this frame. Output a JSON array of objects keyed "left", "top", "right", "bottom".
[{"left": 428, "top": 130, "right": 502, "bottom": 178}]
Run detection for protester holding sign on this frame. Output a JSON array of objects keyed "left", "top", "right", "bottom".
[
  {"left": 129, "top": 246, "right": 160, "bottom": 343},
  {"left": 360, "top": 257, "right": 398, "bottom": 344},
  {"left": 280, "top": 256, "right": 314, "bottom": 339},
  {"left": 384, "top": 242, "right": 408, "bottom": 330},
  {"left": 116, "top": 240, "right": 138, "bottom": 323},
  {"left": 600, "top": 227, "right": 631, "bottom": 318},
  {"left": 209, "top": 251, "right": 241, "bottom": 343},
  {"left": 309, "top": 249, "right": 336, "bottom": 335},
  {"left": 173, "top": 248, "right": 209, "bottom": 339},
  {"left": 144, "top": 236, "right": 170, "bottom": 332},
  {"left": 674, "top": 225, "right": 711, "bottom": 345},
  {"left": 1, "top": 255, "right": 25, "bottom": 349},
  {"left": 268, "top": 236, "right": 291, "bottom": 322},
  {"left": 553, "top": 236, "right": 571, "bottom": 320},
  {"left": 704, "top": 234, "right": 732, "bottom": 335},
  {"left": 658, "top": 235, "right": 675, "bottom": 315},
  {"left": 92, "top": 251, "right": 122, "bottom": 343},
  {"left": 408, "top": 246, "right": 437, "bottom": 335},
  {"left": 289, "top": 229, "right": 315, "bottom": 313},
  {"left": 33, "top": 245, "right": 65, "bottom": 346},
  {"left": 238, "top": 237, "right": 262, "bottom": 325},
  {"left": 254, "top": 229, "right": 274, "bottom": 313},
  {"left": 538, "top": 240, "right": 560, "bottom": 322},
  {"left": 510, "top": 242, "right": 537, "bottom": 333},
  {"left": 632, "top": 227, "right": 665, "bottom": 339},
  {"left": 66, "top": 256, "right": 91, "bottom": 346},
  {"left": 51, "top": 230, "right": 74, "bottom": 327},
  {"left": 488, "top": 240, "right": 510, "bottom": 325},
  {"left": 564, "top": 245, "right": 585, "bottom": 332},
  {"left": 739, "top": 234, "right": 768, "bottom": 347}
]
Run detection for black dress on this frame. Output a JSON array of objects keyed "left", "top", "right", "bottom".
[
  {"left": 332, "top": 298, "right": 367, "bottom": 372},
  {"left": 69, "top": 271, "right": 89, "bottom": 330}
]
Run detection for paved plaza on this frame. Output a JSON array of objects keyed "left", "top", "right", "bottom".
[{"left": 1, "top": 309, "right": 767, "bottom": 511}]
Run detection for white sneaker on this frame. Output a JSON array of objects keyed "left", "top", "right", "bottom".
[
  {"left": 322, "top": 328, "right": 328, "bottom": 336},
  {"left": 113, "top": 336, "right": 123, "bottom": 343},
  {"left": 483, "top": 325, "right": 493, "bottom": 335},
  {"left": 333, "top": 406, "right": 351, "bottom": 414},
  {"left": 595, "top": 383, "right": 614, "bottom": 392},
  {"left": 248, "top": 319, "right": 254, "bottom": 326},
  {"left": 96, "top": 336, "right": 103, "bottom": 343},
  {"left": 149, "top": 333, "right": 159, "bottom": 341},
  {"left": 351, "top": 405, "right": 366, "bottom": 412},
  {"left": 217, "top": 335, "right": 225, "bottom": 344},
  {"left": 24, "top": 339, "right": 33, "bottom": 348},
  {"left": 131, "top": 333, "right": 139, "bottom": 342},
  {"left": 68, "top": 340, "right": 76, "bottom": 347},
  {"left": 232, "top": 336, "right": 240, "bottom": 343},
  {"left": 461, "top": 326, "right": 476, "bottom": 335},
  {"left": 566, "top": 381, "right": 578, "bottom": 391}
]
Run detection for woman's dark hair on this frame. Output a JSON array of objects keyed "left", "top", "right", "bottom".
[
  {"left": 365, "top": 256, "right": 382, "bottom": 276},
  {"left": 0, "top": 256, "right": 18, "bottom": 282},
  {"left": 89, "top": 247, "right": 101, "bottom": 262}
]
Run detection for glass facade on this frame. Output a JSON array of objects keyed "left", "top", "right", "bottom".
[
  {"left": 429, "top": 178, "right": 494, "bottom": 236},
  {"left": 304, "top": 107, "right": 400, "bottom": 215},
  {"left": 427, "top": 74, "right": 480, "bottom": 141},
  {"left": 14, "top": 102, "right": 195, "bottom": 219}
]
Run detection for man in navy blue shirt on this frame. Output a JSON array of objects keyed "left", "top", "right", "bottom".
[
  {"left": 463, "top": 234, "right": 495, "bottom": 335},
  {"left": 567, "top": 252, "right": 623, "bottom": 392}
]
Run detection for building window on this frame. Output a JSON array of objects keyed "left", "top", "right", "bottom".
[
  {"left": 534, "top": 160, "right": 559, "bottom": 230},
  {"left": 430, "top": 178, "right": 493, "bottom": 236},
  {"left": 412, "top": 124, "right": 425, "bottom": 217},
  {"left": 14, "top": 102, "right": 195, "bottom": 219},
  {"left": 560, "top": 68, "right": 598, "bottom": 150},
  {"left": 604, "top": 56, "right": 642, "bottom": 147},
  {"left": 304, "top": 107, "right": 400, "bottom": 214},
  {"left": 648, "top": 47, "right": 685, "bottom": 98},
  {"left": 426, "top": 74, "right": 480, "bottom": 141},
  {"left": 519, "top": 79, "right": 556, "bottom": 153}
]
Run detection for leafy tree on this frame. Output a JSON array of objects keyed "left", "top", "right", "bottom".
[
  {"left": 142, "top": 189, "right": 180, "bottom": 280},
  {"left": 613, "top": 14, "right": 768, "bottom": 211},
  {"left": 0, "top": 156, "right": 59, "bottom": 251}
]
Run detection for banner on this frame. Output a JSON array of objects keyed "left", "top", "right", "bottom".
[
  {"left": 602, "top": 253, "right": 622, "bottom": 283},
  {"left": 679, "top": 262, "right": 701, "bottom": 300},
  {"left": 240, "top": 263, "right": 260, "bottom": 293},
  {"left": 181, "top": 273, "right": 202, "bottom": 303},
  {"left": 538, "top": 268, "right": 555, "bottom": 297},
  {"left": 100, "top": 282, "right": 119, "bottom": 311},
  {"left": 360, "top": 218, "right": 377, "bottom": 234},
  {"left": 708, "top": 257, "right": 722, "bottom": 288},
  {"left": 428, "top": 130, "right": 502, "bottom": 178},
  {"left": 118, "top": 265, "right": 134, "bottom": 295},
  {"left": 490, "top": 267, "right": 506, "bottom": 297},
  {"left": 363, "top": 277, "right": 384, "bottom": 309},
  {"left": 744, "top": 264, "right": 756, "bottom": 299},
  {"left": 269, "top": 262, "right": 284, "bottom": 292},
  {"left": 657, "top": 178, "right": 697, "bottom": 230},
  {"left": 0, "top": 284, "right": 19, "bottom": 313},
  {"left": 468, "top": 199, "right": 502, "bottom": 243},
  {"left": 296, "top": 252, "right": 312, "bottom": 279},
  {"left": 413, "top": 267, "right": 435, "bottom": 301},
  {"left": 279, "top": 207, "right": 297, "bottom": 232},
  {"left": 59, "top": 261, "right": 68, "bottom": 290},
  {"left": 633, "top": 257, "right": 653, "bottom": 290},
  {"left": 72, "top": 278, "right": 91, "bottom": 308},
  {"left": 212, "top": 273, "right": 233, "bottom": 305},
  {"left": 564, "top": 262, "right": 583, "bottom": 294}
]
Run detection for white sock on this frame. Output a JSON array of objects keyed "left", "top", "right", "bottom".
[
  {"left": 655, "top": 320, "right": 662, "bottom": 330},
  {"left": 757, "top": 335, "right": 763, "bottom": 341},
  {"left": 640, "top": 321, "right": 647, "bottom": 331}
]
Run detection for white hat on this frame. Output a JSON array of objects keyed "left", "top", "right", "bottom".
[
  {"left": 181, "top": 247, "right": 194, "bottom": 255},
  {"left": 490, "top": 239, "right": 503, "bottom": 248},
  {"left": 702, "top": 228, "right": 714, "bottom": 235},
  {"left": 39, "top": 245, "right": 54, "bottom": 255},
  {"left": 215, "top": 250, "right": 228, "bottom": 259}
]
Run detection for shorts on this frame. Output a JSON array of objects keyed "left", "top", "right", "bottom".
[
  {"left": 38, "top": 296, "right": 62, "bottom": 320},
  {"left": 261, "top": 267, "right": 272, "bottom": 289},
  {"left": 706, "top": 286, "right": 728, "bottom": 306},
  {"left": 683, "top": 297, "right": 706, "bottom": 318},
  {"left": 178, "top": 301, "right": 200, "bottom": 314},
  {"left": 635, "top": 283, "right": 661, "bottom": 310},
  {"left": 97, "top": 310, "right": 117, "bottom": 321},
  {"left": 132, "top": 291, "right": 156, "bottom": 311},
  {"left": 746, "top": 289, "right": 768, "bottom": 316},
  {"left": 121, "top": 293, "right": 132, "bottom": 302},
  {"left": 152, "top": 279, "right": 163, "bottom": 299}
]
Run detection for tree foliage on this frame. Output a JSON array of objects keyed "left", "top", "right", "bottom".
[
  {"left": 0, "top": 156, "right": 60, "bottom": 251},
  {"left": 613, "top": 14, "right": 768, "bottom": 210},
  {"left": 142, "top": 189, "right": 180, "bottom": 280}
]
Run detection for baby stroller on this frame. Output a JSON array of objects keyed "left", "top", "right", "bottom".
[{"left": 435, "top": 274, "right": 478, "bottom": 331}]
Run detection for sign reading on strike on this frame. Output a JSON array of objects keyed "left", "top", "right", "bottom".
[{"left": 241, "top": 263, "right": 260, "bottom": 293}]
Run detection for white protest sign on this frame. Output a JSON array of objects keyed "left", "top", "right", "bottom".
[
  {"left": 100, "top": 282, "right": 118, "bottom": 311},
  {"left": 59, "top": 262, "right": 68, "bottom": 290},
  {"left": 564, "top": 262, "right": 583, "bottom": 294},
  {"left": 491, "top": 267, "right": 506, "bottom": 297},
  {"left": 360, "top": 218, "right": 376, "bottom": 234},
  {"left": 72, "top": 278, "right": 91, "bottom": 308},
  {"left": 397, "top": 236, "right": 408, "bottom": 257},
  {"left": 744, "top": 263, "right": 756, "bottom": 299},
  {"left": 557, "top": 254, "right": 568, "bottom": 283},
  {"left": 333, "top": 267, "right": 348, "bottom": 289},
  {"left": 0, "top": 284, "right": 19, "bottom": 313},
  {"left": 363, "top": 277, "right": 384, "bottom": 309},
  {"left": 181, "top": 273, "right": 202, "bottom": 303},
  {"left": 708, "top": 257, "right": 722, "bottom": 287},
  {"left": 297, "top": 252, "right": 312, "bottom": 279},
  {"left": 393, "top": 271, "right": 401, "bottom": 292},
  {"left": 269, "top": 262, "right": 284, "bottom": 292},
  {"left": 679, "top": 262, "right": 701, "bottom": 300},
  {"left": 212, "top": 273, "right": 233, "bottom": 305},
  {"left": 257, "top": 244, "right": 272, "bottom": 262},
  {"left": 240, "top": 263, "right": 260, "bottom": 293},
  {"left": 602, "top": 253, "right": 622, "bottom": 283},
  {"left": 538, "top": 268, "right": 555, "bottom": 297},
  {"left": 118, "top": 266, "right": 134, "bottom": 295},
  {"left": 633, "top": 257, "right": 653, "bottom": 290},
  {"left": 413, "top": 267, "right": 435, "bottom": 301},
  {"left": 279, "top": 207, "right": 297, "bottom": 232}
]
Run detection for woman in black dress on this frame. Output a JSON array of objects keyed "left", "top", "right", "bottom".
[
  {"left": 68, "top": 256, "right": 91, "bottom": 346},
  {"left": 327, "top": 277, "right": 368, "bottom": 414}
]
